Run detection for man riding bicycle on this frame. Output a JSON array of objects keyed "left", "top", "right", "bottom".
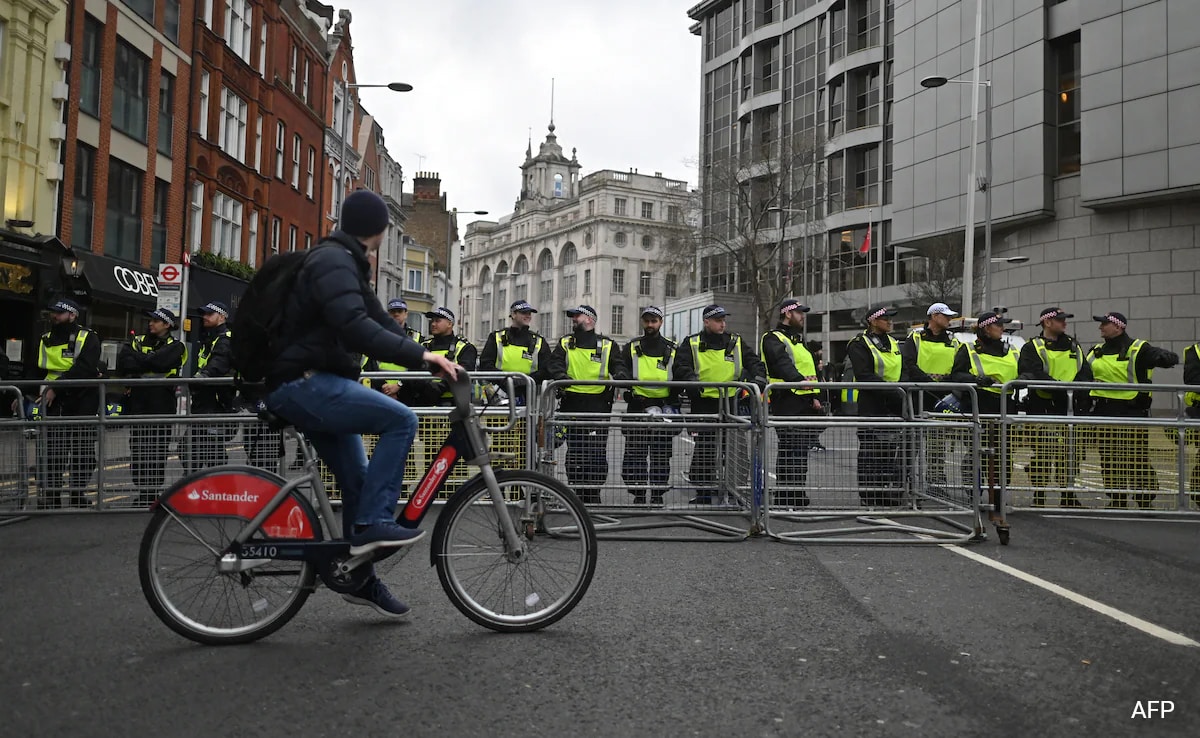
[{"left": 264, "top": 190, "right": 459, "bottom": 618}]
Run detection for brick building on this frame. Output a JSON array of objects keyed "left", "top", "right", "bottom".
[
  {"left": 58, "top": 0, "right": 195, "bottom": 339},
  {"left": 322, "top": 8, "right": 356, "bottom": 225}
]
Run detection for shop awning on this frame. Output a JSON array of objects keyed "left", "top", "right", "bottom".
[{"left": 75, "top": 251, "right": 158, "bottom": 308}]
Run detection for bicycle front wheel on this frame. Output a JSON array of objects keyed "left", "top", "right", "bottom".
[{"left": 433, "top": 470, "right": 597, "bottom": 632}]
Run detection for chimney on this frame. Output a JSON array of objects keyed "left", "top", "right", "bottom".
[{"left": 413, "top": 171, "right": 442, "bottom": 201}]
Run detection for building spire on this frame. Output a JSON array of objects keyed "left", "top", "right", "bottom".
[
  {"left": 526, "top": 127, "right": 532, "bottom": 158},
  {"left": 548, "top": 78, "right": 555, "bottom": 133}
]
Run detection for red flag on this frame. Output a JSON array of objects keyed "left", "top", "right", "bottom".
[{"left": 859, "top": 224, "right": 872, "bottom": 254}]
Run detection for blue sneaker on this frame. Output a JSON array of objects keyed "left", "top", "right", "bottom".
[
  {"left": 341, "top": 578, "right": 411, "bottom": 619},
  {"left": 348, "top": 521, "right": 426, "bottom": 556}
]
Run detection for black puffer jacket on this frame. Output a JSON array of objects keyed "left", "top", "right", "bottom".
[{"left": 268, "top": 231, "right": 426, "bottom": 388}]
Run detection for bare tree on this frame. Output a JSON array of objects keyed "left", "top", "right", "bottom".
[
  {"left": 666, "top": 132, "right": 828, "bottom": 331},
  {"left": 901, "top": 235, "right": 979, "bottom": 311}
]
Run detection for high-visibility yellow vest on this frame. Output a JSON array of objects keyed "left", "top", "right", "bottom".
[
  {"left": 132, "top": 334, "right": 187, "bottom": 378},
  {"left": 560, "top": 335, "right": 613, "bottom": 394},
  {"left": 910, "top": 330, "right": 959, "bottom": 379},
  {"left": 38, "top": 328, "right": 93, "bottom": 380},
  {"left": 688, "top": 333, "right": 743, "bottom": 398},
  {"left": 423, "top": 337, "right": 470, "bottom": 399},
  {"left": 860, "top": 332, "right": 902, "bottom": 382},
  {"left": 495, "top": 330, "right": 543, "bottom": 375},
  {"left": 1030, "top": 335, "right": 1083, "bottom": 399},
  {"left": 197, "top": 328, "right": 231, "bottom": 371},
  {"left": 628, "top": 337, "right": 675, "bottom": 399},
  {"left": 963, "top": 343, "right": 1018, "bottom": 395},
  {"left": 1087, "top": 339, "right": 1150, "bottom": 400},
  {"left": 760, "top": 330, "right": 818, "bottom": 396},
  {"left": 1185, "top": 344, "right": 1199, "bottom": 407}
]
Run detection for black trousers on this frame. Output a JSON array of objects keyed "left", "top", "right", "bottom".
[
  {"left": 1093, "top": 399, "right": 1157, "bottom": 508},
  {"left": 40, "top": 420, "right": 97, "bottom": 508},
  {"left": 771, "top": 395, "right": 822, "bottom": 501},
  {"left": 621, "top": 396, "right": 675, "bottom": 498},
  {"left": 130, "top": 422, "right": 172, "bottom": 501},
  {"left": 559, "top": 392, "right": 612, "bottom": 500},
  {"left": 688, "top": 396, "right": 725, "bottom": 490}
]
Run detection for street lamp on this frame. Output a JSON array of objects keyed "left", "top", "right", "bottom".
[
  {"left": 990, "top": 255, "right": 1029, "bottom": 265},
  {"left": 337, "top": 81, "right": 413, "bottom": 226}
]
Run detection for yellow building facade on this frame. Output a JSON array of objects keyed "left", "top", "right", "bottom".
[{"left": 0, "top": 0, "right": 67, "bottom": 234}]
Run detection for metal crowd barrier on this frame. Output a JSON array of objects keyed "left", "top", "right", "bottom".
[
  {"left": 0, "top": 372, "right": 537, "bottom": 516},
  {"left": 999, "top": 381, "right": 1200, "bottom": 517},
  {"left": 762, "top": 382, "right": 986, "bottom": 544},
  {"left": 538, "top": 379, "right": 764, "bottom": 541}
]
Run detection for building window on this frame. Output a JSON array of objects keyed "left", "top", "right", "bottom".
[
  {"left": 665, "top": 273, "right": 678, "bottom": 298},
  {"left": 254, "top": 115, "right": 263, "bottom": 172},
  {"left": 302, "top": 58, "right": 311, "bottom": 104},
  {"left": 225, "top": 0, "right": 252, "bottom": 63},
  {"left": 157, "top": 72, "right": 175, "bottom": 156},
  {"left": 1056, "top": 34, "right": 1081, "bottom": 175},
  {"left": 202, "top": 0, "right": 212, "bottom": 29},
  {"left": 113, "top": 41, "right": 149, "bottom": 141},
  {"left": 105, "top": 158, "right": 142, "bottom": 262},
  {"left": 305, "top": 233, "right": 313, "bottom": 250},
  {"left": 123, "top": 0, "right": 153, "bottom": 25},
  {"left": 198, "top": 71, "right": 210, "bottom": 139},
  {"left": 852, "top": 67, "right": 881, "bottom": 130},
  {"left": 219, "top": 87, "right": 248, "bottom": 162},
  {"left": 642, "top": 235, "right": 653, "bottom": 250},
  {"left": 289, "top": 225, "right": 298, "bottom": 252},
  {"left": 248, "top": 209, "right": 258, "bottom": 268},
  {"left": 291, "top": 133, "right": 301, "bottom": 188},
  {"left": 275, "top": 122, "right": 285, "bottom": 179},
  {"left": 639, "top": 271, "right": 651, "bottom": 296},
  {"left": 364, "top": 166, "right": 375, "bottom": 191},
  {"left": 614, "top": 197, "right": 627, "bottom": 216},
  {"left": 407, "top": 268, "right": 423, "bottom": 292},
  {"left": 554, "top": 173, "right": 563, "bottom": 198},
  {"left": 257, "top": 17, "right": 266, "bottom": 76},
  {"left": 584, "top": 231, "right": 593, "bottom": 246},
  {"left": 611, "top": 305, "right": 624, "bottom": 335},
  {"left": 271, "top": 217, "right": 281, "bottom": 253},
  {"left": 641, "top": 201, "right": 654, "bottom": 219},
  {"left": 80, "top": 16, "right": 101, "bottom": 117},
  {"left": 540, "top": 278, "right": 553, "bottom": 304},
  {"left": 612, "top": 268, "right": 625, "bottom": 293},
  {"left": 211, "top": 192, "right": 243, "bottom": 260},
  {"left": 587, "top": 200, "right": 595, "bottom": 216},
  {"left": 584, "top": 269, "right": 591, "bottom": 294},
  {"left": 189, "top": 181, "right": 203, "bottom": 252},
  {"left": 614, "top": 232, "right": 627, "bottom": 247},
  {"left": 164, "top": 1, "right": 180, "bottom": 43},
  {"left": 851, "top": 0, "right": 881, "bottom": 53},
  {"left": 152, "top": 180, "right": 168, "bottom": 265},
  {"left": 306, "top": 147, "right": 315, "bottom": 198},
  {"left": 72, "top": 143, "right": 96, "bottom": 251}
]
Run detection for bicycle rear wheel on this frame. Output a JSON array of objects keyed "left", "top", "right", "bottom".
[
  {"left": 433, "top": 470, "right": 597, "bottom": 632},
  {"left": 138, "top": 470, "right": 317, "bottom": 645}
]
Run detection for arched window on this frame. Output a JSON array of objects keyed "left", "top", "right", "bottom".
[
  {"left": 642, "top": 235, "right": 653, "bottom": 250},
  {"left": 496, "top": 259, "right": 509, "bottom": 278},
  {"left": 584, "top": 231, "right": 593, "bottom": 247},
  {"left": 554, "top": 173, "right": 564, "bottom": 198},
  {"left": 514, "top": 254, "right": 530, "bottom": 275},
  {"left": 479, "top": 265, "right": 491, "bottom": 286},
  {"left": 614, "top": 232, "right": 627, "bottom": 247},
  {"left": 537, "top": 248, "right": 554, "bottom": 272},
  {"left": 561, "top": 242, "right": 577, "bottom": 265}
]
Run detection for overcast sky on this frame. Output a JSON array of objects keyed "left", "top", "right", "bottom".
[{"left": 339, "top": 0, "right": 701, "bottom": 220}]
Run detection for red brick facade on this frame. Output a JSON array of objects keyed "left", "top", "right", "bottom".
[{"left": 403, "top": 172, "right": 454, "bottom": 271}]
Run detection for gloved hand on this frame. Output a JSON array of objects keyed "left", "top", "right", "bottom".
[{"left": 975, "top": 376, "right": 995, "bottom": 387}]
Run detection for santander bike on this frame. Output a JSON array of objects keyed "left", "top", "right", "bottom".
[{"left": 138, "top": 372, "right": 597, "bottom": 644}]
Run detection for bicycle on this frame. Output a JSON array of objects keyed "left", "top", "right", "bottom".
[{"left": 138, "top": 371, "right": 598, "bottom": 644}]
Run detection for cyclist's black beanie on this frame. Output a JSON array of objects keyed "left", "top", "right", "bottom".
[{"left": 340, "top": 190, "right": 390, "bottom": 237}]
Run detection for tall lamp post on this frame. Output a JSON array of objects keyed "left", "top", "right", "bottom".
[{"left": 337, "top": 81, "right": 412, "bottom": 226}]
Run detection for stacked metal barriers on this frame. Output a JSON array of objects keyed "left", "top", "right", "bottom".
[
  {"left": 998, "top": 381, "right": 1200, "bottom": 517},
  {"left": 762, "top": 382, "right": 987, "bottom": 544}
]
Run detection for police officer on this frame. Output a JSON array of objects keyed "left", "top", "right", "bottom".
[
  {"left": 478, "top": 300, "right": 552, "bottom": 405},
  {"left": 1183, "top": 341, "right": 1200, "bottom": 509},
  {"left": 362, "top": 298, "right": 424, "bottom": 404},
  {"left": 189, "top": 301, "right": 234, "bottom": 472},
  {"left": 950, "top": 311, "right": 1020, "bottom": 534},
  {"left": 846, "top": 304, "right": 906, "bottom": 506},
  {"left": 620, "top": 306, "right": 680, "bottom": 506},
  {"left": 419, "top": 307, "right": 477, "bottom": 405},
  {"left": 1017, "top": 307, "right": 1084, "bottom": 507},
  {"left": 672, "top": 304, "right": 766, "bottom": 505},
  {"left": 1076, "top": 312, "right": 1179, "bottom": 509},
  {"left": 36, "top": 298, "right": 101, "bottom": 509},
  {"left": 387, "top": 299, "right": 423, "bottom": 342},
  {"left": 117, "top": 308, "right": 187, "bottom": 505},
  {"left": 547, "top": 305, "right": 627, "bottom": 505},
  {"left": 902, "top": 302, "right": 961, "bottom": 411},
  {"left": 760, "top": 298, "right": 822, "bottom": 508}
]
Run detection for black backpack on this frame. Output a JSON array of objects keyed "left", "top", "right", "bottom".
[{"left": 231, "top": 245, "right": 330, "bottom": 383}]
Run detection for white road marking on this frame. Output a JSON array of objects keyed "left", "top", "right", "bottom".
[
  {"left": 1045, "top": 515, "right": 1199, "bottom": 524},
  {"left": 941, "top": 544, "right": 1200, "bottom": 648}
]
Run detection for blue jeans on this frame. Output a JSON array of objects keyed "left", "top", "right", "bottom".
[{"left": 267, "top": 371, "right": 418, "bottom": 537}]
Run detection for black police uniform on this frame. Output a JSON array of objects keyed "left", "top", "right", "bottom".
[
  {"left": 189, "top": 324, "right": 234, "bottom": 471},
  {"left": 846, "top": 329, "right": 905, "bottom": 505},
  {"left": 478, "top": 325, "right": 552, "bottom": 404},
  {"left": 37, "top": 321, "right": 102, "bottom": 508},
  {"left": 117, "top": 332, "right": 186, "bottom": 503},
  {"left": 761, "top": 323, "right": 823, "bottom": 506},
  {"left": 619, "top": 332, "right": 680, "bottom": 505},
  {"left": 1017, "top": 331, "right": 1084, "bottom": 505}
]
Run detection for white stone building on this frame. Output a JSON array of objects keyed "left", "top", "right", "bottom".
[{"left": 459, "top": 124, "right": 693, "bottom": 345}]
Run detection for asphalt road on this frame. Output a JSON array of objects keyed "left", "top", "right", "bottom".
[{"left": 2, "top": 511, "right": 1198, "bottom": 737}]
